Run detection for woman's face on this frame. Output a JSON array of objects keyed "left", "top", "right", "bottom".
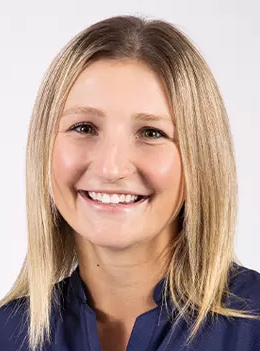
[{"left": 51, "top": 59, "right": 184, "bottom": 249}]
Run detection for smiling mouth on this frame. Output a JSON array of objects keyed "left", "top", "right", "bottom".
[{"left": 78, "top": 190, "right": 150, "bottom": 206}]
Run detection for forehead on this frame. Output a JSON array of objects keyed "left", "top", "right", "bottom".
[{"left": 63, "top": 59, "right": 172, "bottom": 119}]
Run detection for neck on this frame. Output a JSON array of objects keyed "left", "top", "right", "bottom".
[{"left": 74, "top": 226, "right": 176, "bottom": 322}]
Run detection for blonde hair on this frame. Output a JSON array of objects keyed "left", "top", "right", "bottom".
[{"left": 1, "top": 15, "right": 259, "bottom": 351}]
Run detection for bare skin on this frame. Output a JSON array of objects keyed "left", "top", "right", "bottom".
[
  {"left": 51, "top": 59, "right": 185, "bottom": 351},
  {"left": 76, "top": 230, "right": 177, "bottom": 351},
  {"left": 75, "top": 220, "right": 179, "bottom": 350}
]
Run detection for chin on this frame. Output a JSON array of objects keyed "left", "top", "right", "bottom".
[{"left": 81, "top": 232, "right": 137, "bottom": 250}]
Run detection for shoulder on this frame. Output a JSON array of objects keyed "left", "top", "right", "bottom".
[
  {"left": 227, "top": 262, "right": 260, "bottom": 313},
  {"left": 0, "top": 276, "right": 71, "bottom": 351},
  {"left": 0, "top": 296, "right": 29, "bottom": 350}
]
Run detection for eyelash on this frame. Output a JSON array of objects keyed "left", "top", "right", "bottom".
[{"left": 68, "top": 122, "right": 167, "bottom": 140}]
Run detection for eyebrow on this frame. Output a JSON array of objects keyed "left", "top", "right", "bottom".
[{"left": 61, "top": 106, "right": 175, "bottom": 125}]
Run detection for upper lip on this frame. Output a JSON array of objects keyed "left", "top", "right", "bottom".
[{"left": 78, "top": 189, "right": 151, "bottom": 197}]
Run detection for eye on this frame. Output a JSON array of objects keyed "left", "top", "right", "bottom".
[
  {"left": 68, "top": 123, "right": 166, "bottom": 140},
  {"left": 69, "top": 122, "right": 96, "bottom": 135},
  {"left": 140, "top": 127, "right": 166, "bottom": 140}
]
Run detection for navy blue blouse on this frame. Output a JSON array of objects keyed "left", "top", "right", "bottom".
[{"left": 0, "top": 262, "right": 260, "bottom": 350}]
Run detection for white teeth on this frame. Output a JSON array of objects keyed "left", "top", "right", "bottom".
[{"left": 88, "top": 192, "right": 138, "bottom": 204}]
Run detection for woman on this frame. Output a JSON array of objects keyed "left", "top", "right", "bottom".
[{"left": 0, "top": 15, "right": 259, "bottom": 351}]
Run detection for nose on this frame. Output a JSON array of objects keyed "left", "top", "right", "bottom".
[{"left": 91, "top": 133, "right": 135, "bottom": 182}]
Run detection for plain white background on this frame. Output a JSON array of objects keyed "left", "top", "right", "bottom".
[{"left": 0, "top": 0, "right": 259, "bottom": 299}]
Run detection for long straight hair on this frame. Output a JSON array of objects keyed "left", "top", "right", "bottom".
[{"left": 1, "top": 15, "right": 259, "bottom": 351}]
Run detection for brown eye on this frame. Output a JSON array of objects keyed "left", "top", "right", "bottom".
[
  {"left": 68, "top": 124, "right": 166, "bottom": 140},
  {"left": 141, "top": 128, "right": 165, "bottom": 139},
  {"left": 70, "top": 123, "right": 96, "bottom": 135}
]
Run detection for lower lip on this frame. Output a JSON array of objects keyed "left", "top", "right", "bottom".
[{"left": 78, "top": 191, "right": 150, "bottom": 213}]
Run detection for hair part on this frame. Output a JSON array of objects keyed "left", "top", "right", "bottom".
[{"left": 1, "top": 15, "right": 259, "bottom": 351}]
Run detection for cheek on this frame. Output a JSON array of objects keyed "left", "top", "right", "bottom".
[
  {"left": 51, "top": 137, "right": 85, "bottom": 190},
  {"left": 51, "top": 137, "right": 182, "bottom": 195},
  {"left": 144, "top": 146, "right": 182, "bottom": 192}
]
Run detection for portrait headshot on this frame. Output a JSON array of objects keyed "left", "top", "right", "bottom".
[{"left": 0, "top": 3, "right": 259, "bottom": 351}]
